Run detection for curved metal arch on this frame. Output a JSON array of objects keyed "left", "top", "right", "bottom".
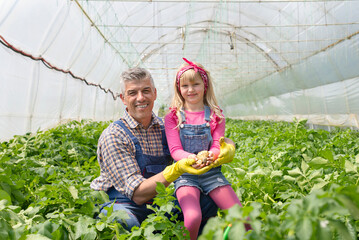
[{"left": 136, "top": 20, "right": 289, "bottom": 71}]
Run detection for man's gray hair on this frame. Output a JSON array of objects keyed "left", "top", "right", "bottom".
[{"left": 120, "top": 67, "right": 155, "bottom": 94}]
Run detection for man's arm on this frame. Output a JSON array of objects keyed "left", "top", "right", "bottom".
[{"left": 132, "top": 173, "right": 170, "bottom": 205}]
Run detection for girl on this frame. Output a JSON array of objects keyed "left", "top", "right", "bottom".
[{"left": 164, "top": 58, "right": 244, "bottom": 240}]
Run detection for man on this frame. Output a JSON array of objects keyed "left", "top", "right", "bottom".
[{"left": 91, "top": 67, "right": 235, "bottom": 231}]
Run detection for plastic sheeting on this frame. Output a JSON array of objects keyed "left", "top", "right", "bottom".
[
  {"left": 0, "top": 0, "right": 359, "bottom": 140},
  {"left": 223, "top": 33, "right": 359, "bottom": 128},
  {"left": 0, "top": 0, "right": 123, "bottom": 140}
]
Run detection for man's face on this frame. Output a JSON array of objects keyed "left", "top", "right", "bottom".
[{"left": 120, "top": 78, "right": 157, "bottom": 128}]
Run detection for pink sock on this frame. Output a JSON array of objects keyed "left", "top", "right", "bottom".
[{"left": 176, "top": 186, "right": 202, "bottom": 240}]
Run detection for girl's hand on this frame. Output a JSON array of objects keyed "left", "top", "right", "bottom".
[
  {"left": 188, "top": 154, "right": 197, "bottom": 160},
  {"left": 205, "top": 151, "right": 214, "bottom": 166},
  {"left": 188, "top": 154, "right": 202, "bottom": 169},
  {"left": 211, "top": 137, "right": 235, "bottom": 168}
]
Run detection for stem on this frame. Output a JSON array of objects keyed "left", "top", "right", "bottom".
[
  {"left": 267, "top": 194, "right": 276, "bottom": 204},
  {"left": 114, "top": 224, "right": 121, "bottom": 240},
  {"left": 293, "top": 119, "right": 299, "bottom": 147}
]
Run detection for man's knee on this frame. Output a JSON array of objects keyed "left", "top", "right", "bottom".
[{"left": 99, "top": 202, "right": 140, "bottom": 231}]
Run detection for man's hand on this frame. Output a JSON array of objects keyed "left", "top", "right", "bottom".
[
  {"left": 211, "top": 137, "right": 235, "bottom": 168},
  {"left": 163, "top": 158, "right": 211, "bottom": 183}
]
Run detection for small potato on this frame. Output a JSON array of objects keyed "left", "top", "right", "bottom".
[{"left": 196, "top": 151, "right": 209, "bottom": 165}]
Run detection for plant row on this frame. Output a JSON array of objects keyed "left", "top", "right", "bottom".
[{"left": 0, "top": 119, "right": 358, "bottom": 239}]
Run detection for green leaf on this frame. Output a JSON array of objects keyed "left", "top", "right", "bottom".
[
  {"left": 0, "top": 190, "right": 12, "bottom": 205},
  {"left": 319, "top": 148, "right": 334, "bottom": 162},
  {"left": 296, "top": 217, "right": 312, "bottom": 240},
  {"left": 302, "top": 154, "right": 311, "bottom": 162},
  {"left": 0, "top": 218, "right": 10, "bottom": 239},
  {"left": 301, "top": 160, "right": 309, "bottom": 174},
  {"left": 344, "top": 160, "right": 357, "bottom": 173},
  {"left": 143, "top": 225, "right": 156, "bottom": 237},
  {"left": 81, "top": 230, "right": 97, "bottom": 240},
  {"left": 253, "top": 169, "right": 265, "bottom": 175},
  {"left": 316, "top": 221, "right": 331, "bottom": 240},
  {"left": 329, "top": 220, "right": 352, "bottom": 240},
  {"left": 226, "top": 204, "right": 242, "bottom": 219},
  {"left": 90, "top": 190, "right": 110, "bottom": 203},
  {"left": 309, "top": 157, "right": 328, "bottom": 166},
  {"left": 23, "top": 206, "right": 40, "bottom": 218},
  {"left": 26, "top": 234, "right": 52, "bottom": 240},
  {"left": 270, "top": 170, "right": 282, "bottom": 178},
  {"left": 68, "top": 186, "right": 78, "bottom": 199},
  {"left": 283, "top": 175, "right": 296, "bottom": 182},
  {"left": 233, "top": 168, "right": 246, "bottom": 176},
  {"left": 199, "top": 217, "right": 223, "bottom": 239},
  {"left": 288, "top": 168, "right": 302, "bottom": 177},
  {"left": 337, "top": 195, "right": 359, "bottom": 220},
  {"left": 107, "top": 208, "right": 130, "bottom": 223},
  {"left": 35, "top": 220, "right": 59, "bottom": 239},
  {"left": 155, "top": 182, "right": 166, "bottom": 194},
  {"left": 129, "top": 227, "right": 142, "bottom": 237},
  {"left": 154, "top": 222, "right": 167, "bottom": 231},
  {"left": 74, "top": 216, "right": 95, "bottom": 239},
  {"left": 95, "top": 222, "right": 106, "bottom": 231},
  {"left": 310, "top": 180, "right": 328, "bottom": 193},
  {"left": 228, "top": 223, "right": 245, "bottom": 240},
  {"left": 308, "top": 170, "right": 322, "bottom": 180}
]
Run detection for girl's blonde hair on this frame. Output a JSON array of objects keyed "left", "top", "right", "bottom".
[{"left": 170, "top": 61, "right": 224, "bottom": 127}]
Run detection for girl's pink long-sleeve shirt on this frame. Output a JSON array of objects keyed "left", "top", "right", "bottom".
[{"left": 164, "top": 108, "right": 225, "bottom": 161}]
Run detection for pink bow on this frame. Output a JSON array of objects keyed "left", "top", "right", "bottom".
[{"left": 176, "top": 58, "right": 209, "bottom": 93}]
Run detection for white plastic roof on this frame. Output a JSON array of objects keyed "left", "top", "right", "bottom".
[{"left": 1, "top": 0, "right": 359, "bottom": 140}]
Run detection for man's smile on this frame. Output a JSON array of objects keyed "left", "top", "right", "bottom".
[{"left": 136, "top": 104, "right": 149, "bottom": 109}]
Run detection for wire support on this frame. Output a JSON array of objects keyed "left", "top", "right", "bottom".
[
  {"left": 99, "top": 22, "right": 359, "bottom": 29},
  {"left": 73, "top": 0, "right": 131, "bottom": 66},
  {"left": 76, "top": 0, "right": 357, "bottom": 2},
  {"left": 0, "top": 34, "right": 120, "bottom": 101}
]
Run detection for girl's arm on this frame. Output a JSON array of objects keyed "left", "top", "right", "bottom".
[{"left": 164, "top": 113, "right": 193, "bottom": 161}]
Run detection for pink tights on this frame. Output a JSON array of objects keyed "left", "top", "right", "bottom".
[{"left": 176, "top": 185, "right": 242, "bottom": 240}]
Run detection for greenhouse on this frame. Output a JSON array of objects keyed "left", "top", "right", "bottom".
[{"left": 0, "top": 0, "right": 358, "bottom": 239}]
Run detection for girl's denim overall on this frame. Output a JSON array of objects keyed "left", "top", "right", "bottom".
[
  {"left": 100, "top": 119, "right": 172, "bottom": 230},
  {"left": 174, "top": 105, "right": 230, "bottom": 194}
]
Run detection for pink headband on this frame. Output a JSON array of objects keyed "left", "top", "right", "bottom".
[{"left": 176, "top": 58, "right": 209, "bottom": 94}]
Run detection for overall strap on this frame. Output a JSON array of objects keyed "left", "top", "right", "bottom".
[
  {"left": 113, "top": 120, "right": 143, "bottom": 156},
  {"left": 180, "top": 109, "right": 186, "bottom": 123},
  {"left": 157, "top": 117, "right": 171, "bottom": 156},
  {"left": 180, "top": 106, "right": 210, "bottom": 123},
  {"left": 204, "top": 105, "right": 211, "bottom": 122}
]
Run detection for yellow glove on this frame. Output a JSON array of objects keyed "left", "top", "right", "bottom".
[
  {"left": 211, "top": 137, "right": 235, "bottom": 168},
  {"left": 163, "top": 158, "right": 212, "bottom": 183}
]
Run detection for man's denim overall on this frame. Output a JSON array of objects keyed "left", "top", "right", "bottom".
[
  {"left": 174, "top": 105, "right": 230, "bottom": 194},
  {"left": 99, "top": 118, "right": 218, "bottom": 231},
  {"left": 100, "top": 119, "right": 172, "bottom": 229}
]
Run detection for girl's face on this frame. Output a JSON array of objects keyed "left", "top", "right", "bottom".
[{"left": 179, "top": 76, "right": 205, "bottom": 107}]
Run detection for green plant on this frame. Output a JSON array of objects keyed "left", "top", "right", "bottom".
[{"left": 1, "top": 119, "right": 358, "bottom": 239}]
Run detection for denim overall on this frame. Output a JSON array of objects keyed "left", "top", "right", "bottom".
[
  {"left": 100, "top": 118, "right": 172, "bottom": 229},
  {"left": 174, "top": 105, "right": 230, "bottom": 194}
]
